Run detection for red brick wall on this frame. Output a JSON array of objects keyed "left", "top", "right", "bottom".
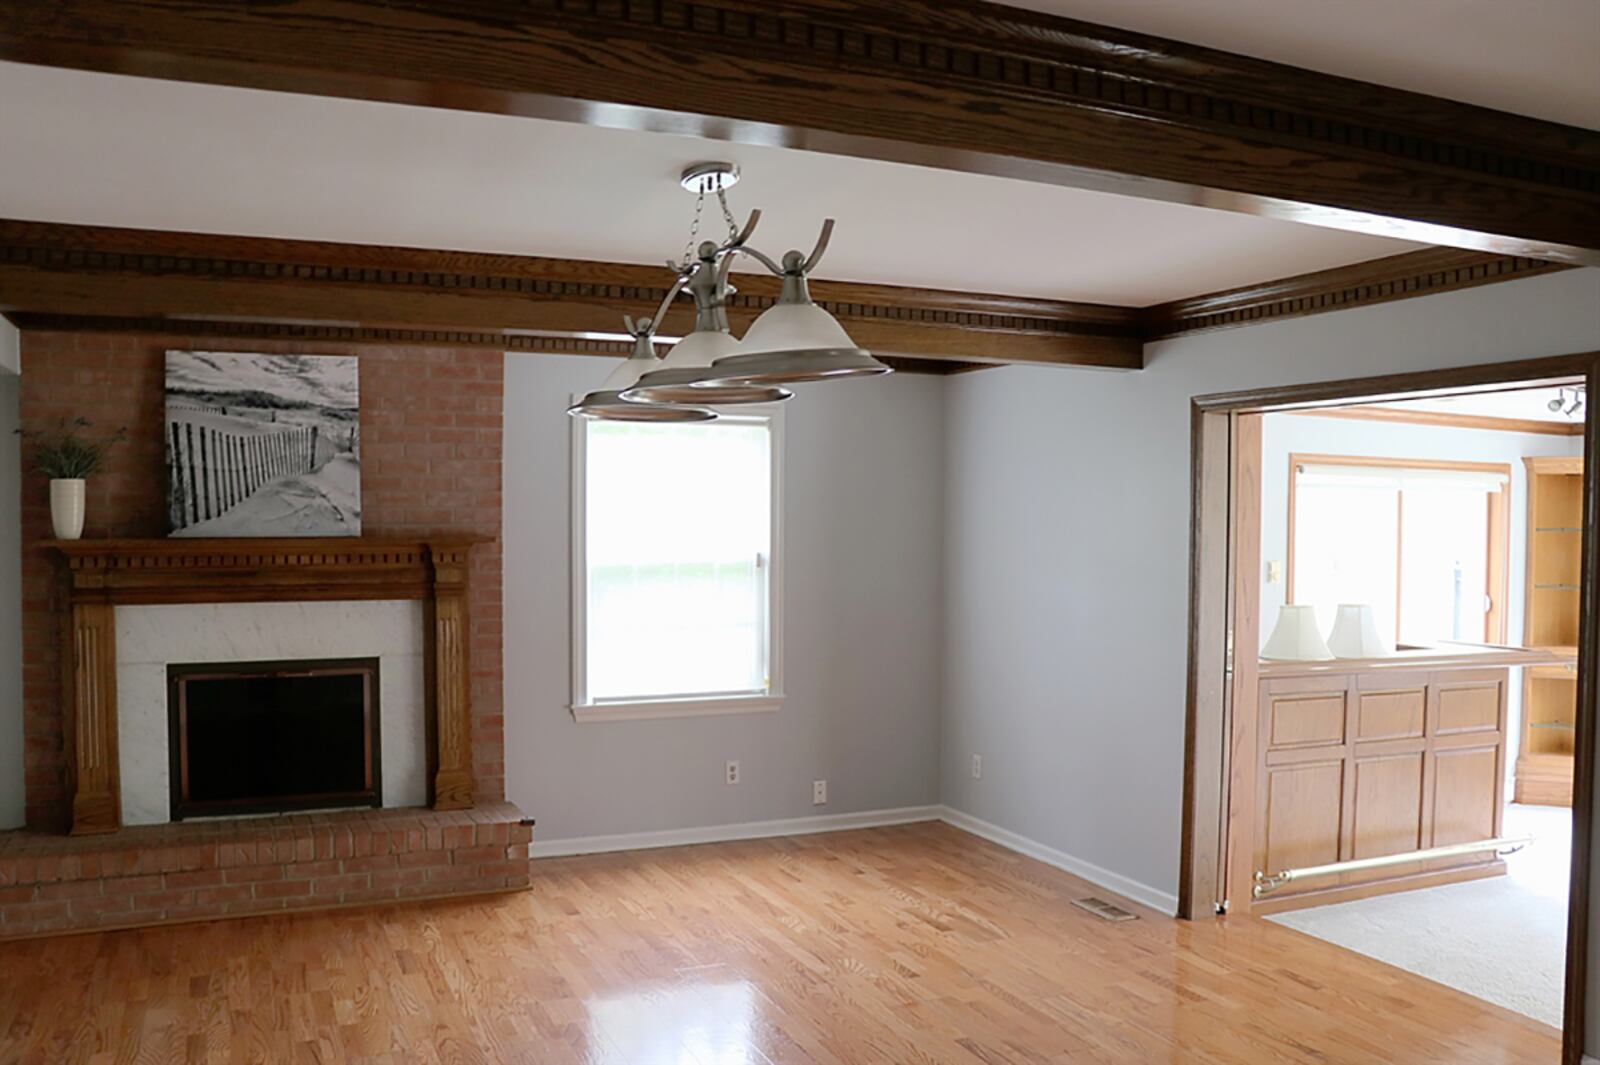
[{"left": 18, "top": 332, "right": 505, "bottom": 830}]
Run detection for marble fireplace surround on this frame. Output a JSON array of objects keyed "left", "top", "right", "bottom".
[
  {"left": 47, "top": 537, "right": 483, "bottom": 835},
  {"left": 117, "top": 600, "right": 427, "bottom": 826}
]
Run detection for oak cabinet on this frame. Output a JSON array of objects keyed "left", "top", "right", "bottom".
[{"left": 1254, "top": 665, "right": 1507, "bottom": 911}]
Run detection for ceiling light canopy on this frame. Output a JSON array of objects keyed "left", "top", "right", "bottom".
[{"left": 568, "top": 162, "right": 888, "bottom": 420}]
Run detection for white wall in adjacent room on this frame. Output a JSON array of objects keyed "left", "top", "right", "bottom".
[
  {"left": 0, "top": 315, "right": 21, "bottom": 830},
  {"left": 940, "top": 267, "right": 1600, "bottom": 913},
  {"left": 503, "top": 355, "right": 945, "bottom": 844}
]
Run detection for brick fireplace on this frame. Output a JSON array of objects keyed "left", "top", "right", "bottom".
[{"left": 3, "top": 332, "right": 527, "bottom": 939}]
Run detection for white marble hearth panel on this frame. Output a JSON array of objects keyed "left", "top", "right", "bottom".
[{"left": 115, "top": 600, "right": 428, "bottom": 825}]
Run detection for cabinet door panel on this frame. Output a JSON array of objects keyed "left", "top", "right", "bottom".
[
  {"left": 1262, "top": 761, "right": 1344, "bottom": 873},
  {"left": 1431, "top": 747, "right": 1498, "bottom": 846},
  {"left": 1356, "top": 689, "right": 1425, "bottom": 741},
  {"left": 1352, "top": 754, "right": 1424, "bottom": 859},
  {"left": 1268, "top": 694, "right": 1346, "bottom": 749},
  {"left": 1437, "top": 683, "right": 1501, "bottom": 735}
]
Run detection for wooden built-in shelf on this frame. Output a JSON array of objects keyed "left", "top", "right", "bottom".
[
  {"left": 1518, "top": 456, "right": 1584, "bottom": 807},
  {"left": 45, "top": 537, "right": 488, "bottom": 835}
]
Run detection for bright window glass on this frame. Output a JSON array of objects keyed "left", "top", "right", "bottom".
[
  {"left": 1291, "top": 462, "right": 1501, "bottom": 645},
  {"left": 582, "top": 418, "right": 773, "bottom": 703}
]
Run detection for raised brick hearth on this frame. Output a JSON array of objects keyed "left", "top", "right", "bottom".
[{"left": 0, "top": 803, "right": 531, "bottom": 939}]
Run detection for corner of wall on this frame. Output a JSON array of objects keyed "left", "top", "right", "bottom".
[{"left": 0, "top": 354, "right": 22, "bottom": 829}]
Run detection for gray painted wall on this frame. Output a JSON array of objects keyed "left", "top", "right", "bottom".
[
  {"left": 940, "top": 267, "right": 1600, "bottom": 912},
  {"left": 503, "top": 354, "right": 945, "bottom": 842},
  {"left": 0, "top": 315, "right": 20, "bottom": 829}
]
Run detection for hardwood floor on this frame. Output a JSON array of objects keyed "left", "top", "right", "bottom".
[{"left": 0, "top": 822, "right": 1558, "bottom": 1064}]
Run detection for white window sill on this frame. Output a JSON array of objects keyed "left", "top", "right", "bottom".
[{"left": 570, "top": 694, "right": 784, "bottom": 723}]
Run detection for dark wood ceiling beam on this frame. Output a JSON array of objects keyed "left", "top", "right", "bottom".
[
  {"left": 0, "top": 312, "right": 968, "bottom": 375},
  {"left": 0, "top": 1, "right": 1594, "bottom": 262},
  {"left": 1142, "top": 248, "right": 1576, "bottom": 340},
  {"left": 0, "top": 219, "right": 1143, "bottom": 369}
]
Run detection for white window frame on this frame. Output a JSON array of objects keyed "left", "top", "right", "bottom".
[{"left": 569, "top": 402, "right": 785, "bottom": 722}]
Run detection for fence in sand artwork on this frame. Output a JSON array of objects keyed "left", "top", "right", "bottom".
[{"left": 165, "top": 351, "right": 361, "bottom": 537}]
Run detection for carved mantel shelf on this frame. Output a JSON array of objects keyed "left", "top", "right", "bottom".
[{"left": 45, "top": 537, "right": 488, "bottom": 835}]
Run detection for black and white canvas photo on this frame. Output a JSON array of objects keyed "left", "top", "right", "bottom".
[{"left": 165, "top": 351, "right": 361, "bottom": 537}]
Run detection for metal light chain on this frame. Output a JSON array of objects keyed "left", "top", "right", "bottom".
[
  {"left": 716, "top": 186, "right": 740, "bottom": 244},
  {"left": 678, "top": 182, "right": 707, "bottom": 272}
]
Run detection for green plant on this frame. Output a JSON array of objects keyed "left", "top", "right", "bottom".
[{"left": 18, "top": 417, "right": 127, "bottom": 480}]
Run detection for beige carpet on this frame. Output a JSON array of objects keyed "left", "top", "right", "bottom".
[{"left": 1267, "top": 803, "right": 1569, "bottom": 1029}]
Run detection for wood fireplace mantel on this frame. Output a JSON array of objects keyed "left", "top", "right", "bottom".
[{"left": 45, "top": 537, "right": 487, "bottom": 835}]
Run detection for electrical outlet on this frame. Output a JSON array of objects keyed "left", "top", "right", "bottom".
[
  {"left": 812, "top": 780, "right": 827, "bottom": 805},
  {"left": 972, "top": 754, "right": 982, "bottom": 780},
  {"left": 726, "top": 760, "right": 740, "bottom": 785}
]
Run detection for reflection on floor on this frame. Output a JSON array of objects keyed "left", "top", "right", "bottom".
[
  {"left": 1268, "top": 803, "right": 1569, "bottom": 1028},
  {"left": 0, "top": 823, "right": 1557, "bottom": 1063}
]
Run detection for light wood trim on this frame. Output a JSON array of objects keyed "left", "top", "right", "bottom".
[
  {"left": 1145, "top": 249, "right": 1576, "bottom": 338},
  {"left": 1223, "top": 413, "right": 1262, "bottom": 914},
  {"left": 64, "top": 602, "right": 120, "bottom": 835},
  {"left": 1179, "top": 406, "right": 1232, "bottom": 917},
  {"left": 2, "top": 224, "right": 1581, "bottom": 371},
  {"left": 1290, "top": 404, "right": 1584, "bottom": 436},
  {"left": 1284, "top": 452, "right": 1512, "bottom": 645},
  {"left": 47, "top": 538, "right": 484, "bottom": 829},
  {"left": 0, "top": 218, "right": 1141, "bottom": 370}
]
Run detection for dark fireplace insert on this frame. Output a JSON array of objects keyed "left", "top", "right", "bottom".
[{"left": 168, "top": 657, "right": 381, "bottom": 819}]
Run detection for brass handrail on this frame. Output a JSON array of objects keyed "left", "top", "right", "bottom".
[{"left": 1253, "top": 836, "right": 1533, "bottom": 897}]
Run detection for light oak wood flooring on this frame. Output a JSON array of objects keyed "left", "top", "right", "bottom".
[{"left": 0, "top": 822, "right": 1560, "bottom": 1064}]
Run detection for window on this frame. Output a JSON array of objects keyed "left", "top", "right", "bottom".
[
  {"left": 1289, "top": 456, "right": 1509, "bottom": 647},
  {"left": 571, "top": 411, "right": 781, "bottom": 719}
]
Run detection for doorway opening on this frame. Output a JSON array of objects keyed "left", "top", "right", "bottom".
[{"left": 1181, "top": 353, "right": 1599, "bottom": 1064}]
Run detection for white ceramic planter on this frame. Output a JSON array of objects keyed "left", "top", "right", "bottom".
[{"left": 49, "top": 478, "right": 86, "bottom": 540}]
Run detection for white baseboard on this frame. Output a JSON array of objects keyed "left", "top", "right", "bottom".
[
  {"left": 529, "top": 802, "right": 1179, "bottom": 917},
  {"left": 1582, "top": 1056, "right": 1598, "bottom": 1065},
  {"left": 528, "top": 804, "right": 943, "bottom": 859},
  {"left": 938, "top": 806, "right": 1180, "bottom": 916}
]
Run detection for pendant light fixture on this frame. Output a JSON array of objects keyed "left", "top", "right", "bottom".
[
  {"left": 708, "top": 220, "right": 891, "bottom": 386},
  {"left": 622, "top": 240, "right": 793, "bottom": 407},
  {"left": 566, "top": 316, "right": 717, "bottom": 422},
  {"left": 566, "top": 161, "right": 889, "bottom": 421}
]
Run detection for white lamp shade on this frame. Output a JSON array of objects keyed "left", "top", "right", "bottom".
[
  {"left": 1326, "top": 604, "right": 1391, "bottom": 658},
  {"left": 658, "top": 328, "right": 739, "bottom": 369},
  {"left": 737, "top": 301, "right": 859, "bottom": 357},
  {"left": 710, "top": 301, "right": 889, "bottom": 384},
  {"left": 623, "top": 328, "right": 792, "bottom": 405},
  {"left": 1262, "top": 604, "right": 1335, "bottom": 661},
  {"left": 567, "top": 337, "right": 718, "bottom": 422}
]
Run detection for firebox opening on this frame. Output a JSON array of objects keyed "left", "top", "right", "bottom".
[{"left": 168, "top": 657, "right": 381, "bottom": 819}]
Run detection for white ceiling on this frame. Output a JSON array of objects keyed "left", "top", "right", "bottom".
[
  {"left": 1012, "top": 0, "right": 1600, "bottom": 130},
  {"left": 0, "top": 62, "right": 1427, "bottom": 306},
  {"left": 1368, "top": 385, "right": 1589, "bottom": 425}
]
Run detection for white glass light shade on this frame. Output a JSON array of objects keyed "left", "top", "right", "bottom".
[
  {"left": 567, "top": 340, "right": 717, "bottom": 423},
  {"left": 709, "top": 301, "right": 890, "bottom": 385},
  {"left": 1325, "top": 603, "right": 1391, "bottom": 658},
  {"left": 624, "top": 329, "right": 792, "bottom": 405},
  {"left": 1261, "top": 604, "right": 1335, "bottom": 661}
]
